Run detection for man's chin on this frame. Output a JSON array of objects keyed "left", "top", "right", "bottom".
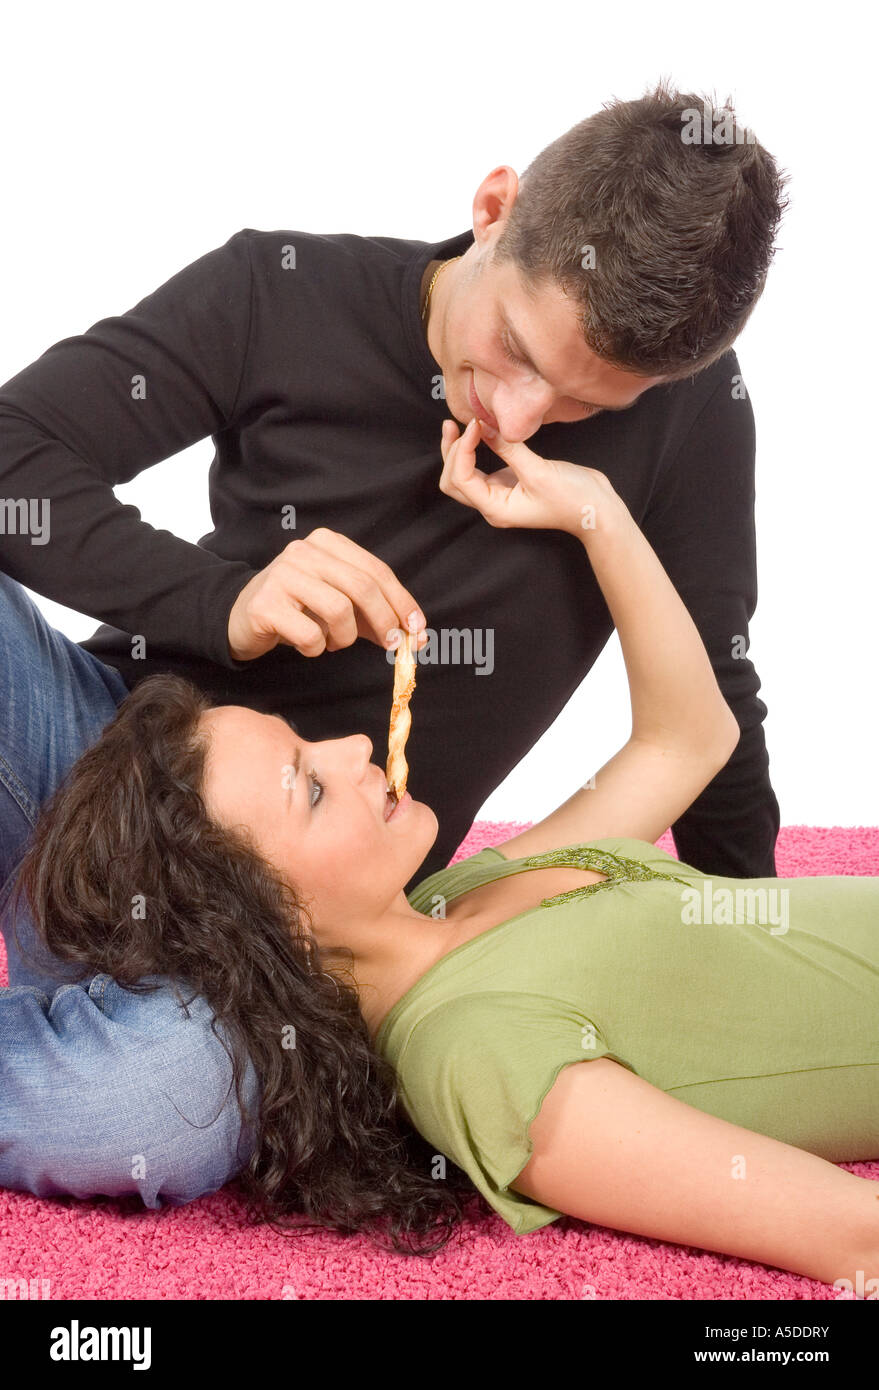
[{"left": 441, "top": 370, "right": 467, "bottom": 428}]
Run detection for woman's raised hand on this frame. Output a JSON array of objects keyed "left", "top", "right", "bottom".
[{"left": 438, "top": 416, "right": 624, "bottom": 537}]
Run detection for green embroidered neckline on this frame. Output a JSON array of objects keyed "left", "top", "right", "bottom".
[{"left": 516, "top": 845, "right": 693, "bottom": 908}]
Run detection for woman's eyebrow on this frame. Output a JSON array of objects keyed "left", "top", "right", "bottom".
[
  {"left": 270, "top": 714, "right": 302, "bottom": 805},
  {"left": 503, "top": 313, "right": 632, "bottom": 411}
]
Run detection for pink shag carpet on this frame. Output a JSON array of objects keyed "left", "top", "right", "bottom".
[{"left": 1, "top": 822, "right": 877, "bottom": 1301}]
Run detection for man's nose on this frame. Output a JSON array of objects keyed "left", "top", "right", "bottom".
[{"left": 492, "top": 383, "right": 553, "bottom": 441}]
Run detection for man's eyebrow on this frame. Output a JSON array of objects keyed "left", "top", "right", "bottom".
[{"left": 503, "top": 313, "right": 633, "bottom": 411}]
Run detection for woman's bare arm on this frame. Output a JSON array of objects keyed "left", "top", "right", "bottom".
[
  {"left": 492, "top": 485, "right": 740, "bottom": 859},
  {"left": 513, "top": 1058, "right": 879, "bottom": 1288},
  {"left": 492, "top": 735, "right": 738, "bottom": 859}
]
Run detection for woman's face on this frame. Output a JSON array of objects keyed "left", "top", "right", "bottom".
[{"left": 198, "top": 705, "right": 438, "bottom": 932}]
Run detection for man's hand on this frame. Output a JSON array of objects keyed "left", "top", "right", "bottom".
[{"left": 227, "top": 528, "right": 427, "bottom": 662}]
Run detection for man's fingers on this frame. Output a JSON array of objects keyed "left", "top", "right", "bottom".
[
  {"left": 280, "top": 534, "right": 425, "bottom": 649},
  {"left": 250, "top": 597, "right": 329, "bottom": 656},
  {"left": 303, "top": 528, "right": 426, "bottom": 637},
  {"left": 274, "top": 571, "right": 358, "bottom": 651}
]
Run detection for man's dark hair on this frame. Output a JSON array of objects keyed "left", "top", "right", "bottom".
[{"left": 491, "top": 77, "right": 791, "bottom": 379}]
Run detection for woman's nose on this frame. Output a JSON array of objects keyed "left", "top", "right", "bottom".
[{"left": 345, "top": 733, "right": 373, "bottom": 766}]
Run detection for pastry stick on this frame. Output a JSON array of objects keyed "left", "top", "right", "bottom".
[{"left": 386, "top": 629, "right": 416, "bottom": 804}]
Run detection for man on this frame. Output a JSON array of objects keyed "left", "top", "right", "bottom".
[{"left": 0, "top": 81, "right": 788, "bottom": 1204}]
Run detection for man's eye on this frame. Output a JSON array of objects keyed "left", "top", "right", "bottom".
[
  {"left": 501, "top": 335, "right": 528, "bottom": 367},
  {"left": 502, "top": 334, "right": 599, "bottom": 414},
  {"left": 308, "top": 771, "right": 324, "bottom": 807}
]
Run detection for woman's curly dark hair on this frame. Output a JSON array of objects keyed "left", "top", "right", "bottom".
[{"left": 8, "top": 673, "right": 484, "bottom": 1254}]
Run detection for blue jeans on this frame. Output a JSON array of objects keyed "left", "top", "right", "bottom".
[{"left": 0, "top": 572, "right": 259, "bottom": 1206}]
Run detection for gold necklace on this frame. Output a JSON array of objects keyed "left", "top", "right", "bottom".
[{"left": 421, "top": 255, "right": 462, "bottom": 322}]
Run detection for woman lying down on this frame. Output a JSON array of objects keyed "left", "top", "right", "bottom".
[{"left": 10, "top": 415, "right": 879, "bottom": 1290}]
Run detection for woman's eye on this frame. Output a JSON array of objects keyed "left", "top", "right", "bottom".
[{"left": 308, "top": 771, "right": 323, "bottom": 807}]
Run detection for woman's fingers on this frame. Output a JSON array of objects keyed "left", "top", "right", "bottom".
[
  {"left": 438, "top": 417, "right": 606, "bottom": 534},
  {"left": 439, "top": 416, "right": 526, "bottom": 524},
  {"left": 439, "top": 417, "right": 496, "bottom": 511},
  {"left": 439, "top": 417, "right": 476, "bottom": 495}
]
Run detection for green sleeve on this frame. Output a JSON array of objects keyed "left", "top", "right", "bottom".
[{"left": 393, "top": 992, "right": 636, "bottom": 1235}]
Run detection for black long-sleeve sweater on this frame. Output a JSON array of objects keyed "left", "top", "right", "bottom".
[{"left": 0, "top": 226, "right": 780, "bottom": 891}]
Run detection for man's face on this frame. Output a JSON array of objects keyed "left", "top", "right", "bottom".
[{"left": 434, "top": 234, "right": 666, "bottom": 444}]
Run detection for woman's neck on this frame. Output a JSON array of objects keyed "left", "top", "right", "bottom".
[{"left": 325, "top": 896, "right": 473, "bottom": 1042}]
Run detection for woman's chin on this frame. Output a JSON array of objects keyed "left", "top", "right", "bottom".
[{"left": 398, "top": 800, "right": 438, "bottom": 850}]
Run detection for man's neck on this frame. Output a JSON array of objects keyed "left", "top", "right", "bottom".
[
  {"left": 420, "top": 256, "right": 462, "bottom": 364},
  {"left": 419, "top": 258, "right": 443, "bottom": 319}
]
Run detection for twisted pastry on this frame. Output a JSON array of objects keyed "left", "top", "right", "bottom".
[{"left": 386, "top": 629, "right": 416, "bottom": 803}]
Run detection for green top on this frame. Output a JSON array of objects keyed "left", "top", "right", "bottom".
[{"left": 375, "top": 837, "right": 879, "bottom": 1234}]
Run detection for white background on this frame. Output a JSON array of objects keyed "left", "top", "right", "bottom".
[{"left": 1, "top": 0, "right": 876, "bottom": 827}]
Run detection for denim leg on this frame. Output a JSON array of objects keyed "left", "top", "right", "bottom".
[
  {"left": 0, "top": 974, "right": 259, "bottom": 1206},
  {"left": 0, "top": 569, "right": 130, "bottom": 989},
  {"left": 0, "top": 573, "right": 260, "bottom": 1204}
]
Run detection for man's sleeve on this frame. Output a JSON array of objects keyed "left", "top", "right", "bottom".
[
  {"left": 0, "top": 231, "right": 259, "bottom": 669},
  {"left": 639, "top": 355, "right": 781, "bottom": 878}
]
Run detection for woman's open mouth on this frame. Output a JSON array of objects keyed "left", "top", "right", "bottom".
[{"left": 384, "top": 790, "right": 412, "bottom": 821}]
